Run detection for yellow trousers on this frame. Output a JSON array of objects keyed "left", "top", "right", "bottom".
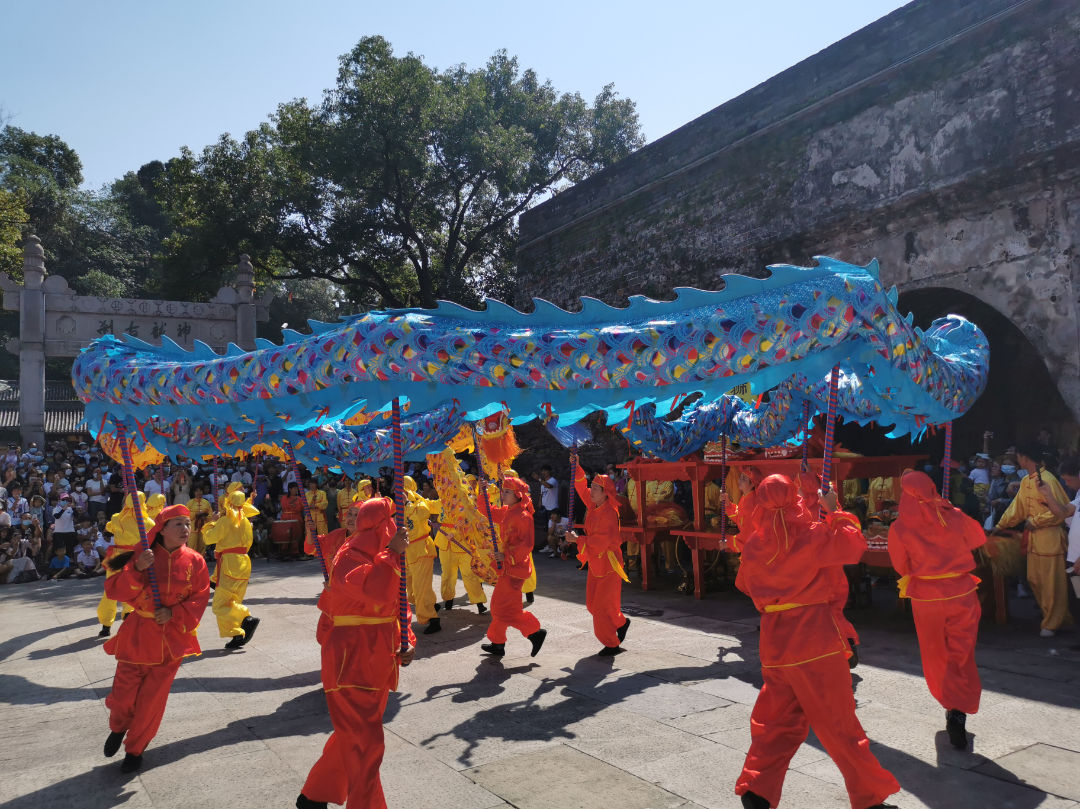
[
  {"left": 438, "top": 547, "right": 487, "bottom": 604},
  {"left": 212, "top": 577, "right": 252, "bottom": 638},
  {"left": 406, "top": 555, "right": 438, "bottom": 623},
  {"left": 1027, "top": 553, "right": 1073, "bottom": 631},
  {"left": 523, "top": 554, "right": 537, "bottom": 595},
  {"left": 96, "top": 589, "right": 133, "bottom": 627},
  {"left": 97, "top": 568, "right": 134, "bottom": 627}
]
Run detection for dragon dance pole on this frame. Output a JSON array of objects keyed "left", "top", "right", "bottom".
[
  {"left": 283, "top": 441, "right": 330, "bottom": 583},
  {"left": 212, "top": 456, "right": 221, "bottom": 514},
  {"left": 115, "top": 423, "right": 161, "bottom": 608},
  {"left": 801, "top": 400, "right": 811, "bottom": 473},
  {"left": 719, "top": 434, "right": 728, "bottom": 547},
  {"left": 941, "top": 420, "right": 954, "bottom": 501},
  {"left": 821, "top": 366, "right": 841, "bottom": 496},
  {"left": 568, "top": 442, "right": 578, "bottom": 529},
  {"left": 391, "top": 398, "right": 411, "bottom": 651},
  {"left": 472, "top": 425, "right": 504, "bottom": 573}
]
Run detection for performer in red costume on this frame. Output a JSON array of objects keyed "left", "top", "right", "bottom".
[
  {"left": 568, "top": 467, "right": 630, "bottom": 655},
  {"left": 101, "top": 504, "right": 210, "bottom": 774},
  {"left": 297, "top": 497, "right": 415, "bottom": 809},
  {"left": 479, "top": 475, "right": 547, "bottom": 658},
  {"left": 734, "top": 475, "right": 899, "bottom": 809},
  {"left": 797, "top": 470, "right": 860, "bottom": 668},
  {"left": 888, "top": 470, "right": 985, "bottom": 750},
  {"left": 306, "top": 496, "right": 361, "bottom": 577}
]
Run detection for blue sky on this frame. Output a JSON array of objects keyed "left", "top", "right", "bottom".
[{"left": 2, "top": 0, "right": 910, "bottom": 190}]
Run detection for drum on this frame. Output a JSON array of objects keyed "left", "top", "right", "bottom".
[{"left": 270, "top": 520, "right": 301, "bottom": 558}]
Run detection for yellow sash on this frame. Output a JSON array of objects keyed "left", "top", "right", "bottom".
[
  {"left": 763, "top": 601, "right": 826, "bottom": 613},
  {"left": 897, "top": 571, "right": 963, "bottom": 599},
  {"left": 332, "top": 614, "right": 396, "bottom": 626},
  {"left": 607, "top": 551, "right": 630, "bottom": 583}
]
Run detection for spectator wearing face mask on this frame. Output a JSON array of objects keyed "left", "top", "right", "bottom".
[
  {"left": 52, "top": 494, "right": 78, "bottom": 555},
  {"left": 86, "top": 469, "right": 109, "bottom": 520},
  {"left": 8, "top": 485, "right": 28, "bottom": 519}
]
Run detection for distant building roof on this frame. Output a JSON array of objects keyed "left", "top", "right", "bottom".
[{"left": 0, "top": 380, "right": 87, "bottom": 435}]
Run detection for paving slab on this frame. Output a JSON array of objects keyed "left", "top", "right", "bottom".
[
  {"left": 974, "top": 743, "right": 1080, "bottom": 802},
  {"left": 2, "top": 554, "right": 1080, "bottom": 809},
  {"left": 464, "top": 744, "right": 687, "bottom": 809}
]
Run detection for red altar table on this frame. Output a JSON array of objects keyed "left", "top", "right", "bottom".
[{"left": 619, "top": 454, "right": 927, "bottom": 598}]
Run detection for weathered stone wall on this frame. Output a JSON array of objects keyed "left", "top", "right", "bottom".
[{"left": 516, "top": 0, "right": 1080, "bottom": 438}]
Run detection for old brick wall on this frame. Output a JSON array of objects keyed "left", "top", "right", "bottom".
[{"left": 516, "top": 0, "right": 1080, "bottom": 446}]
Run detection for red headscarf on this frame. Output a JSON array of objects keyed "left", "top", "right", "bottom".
[
  {"left": 748, "top": 474, "right": 812, "bottom": 565},
  {"left": 500, "top": 475, "right": 534, "bottom": 517},
  {"left": 146, "top": 504, "right": 191, "bottom": 545},
  {"left": 345, "top": 496, "right": 396, "bottom": 559},
  {"left": 898, "top": 470, "right": 961, "bottom": 531}
]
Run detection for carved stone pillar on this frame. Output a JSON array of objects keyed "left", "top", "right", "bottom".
[
  {"left": 19, "top": 236, "right": 46, "bottom": 448},
  {"left": 235, "top": 253, "right": 256, "bottom": 350}
]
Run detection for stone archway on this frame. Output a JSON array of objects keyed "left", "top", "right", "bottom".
[{"left": 898, "top": 286, "right": 1078, "bottom": 457}]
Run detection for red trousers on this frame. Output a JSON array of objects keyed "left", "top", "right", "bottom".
[
  {"left": 911, "top": 592, "right": 982, "bottom": 714},
  {"left": 736, "top": 654, "right": 899, "bottom": 809},
  {"left": 106, "top": 659, "right": 182, "bottom": 755},
  {"left": 303, "top": 688, "right": 390, "bottom": 809},
  {"left": 586, "top": 573, "right": 626, "bottom": 647},
  {"left": 486, "top": 575, "right": 540, "bottom": 644}
]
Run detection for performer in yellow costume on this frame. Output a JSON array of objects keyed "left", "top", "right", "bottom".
[
  {"left": 96, "top": 492, "right": 156, "bottom": 637},
  {"left": 625, "top": 477, "right": 676, "bottom": 571},
  {"left": 305, "top": 479, "right": 329, "bottom": 536},
  {"left": 995, "top": 446, "right": 1073, "bottom": 637},
  {"left": 429, "top": 461, "right": 496, "bottom": 615},
  {"left": 185, "top": 486, "right": 213, "bottom": 555},
  {"left": 205, "top": 483, "right": 261, "bottom": 649},
  {"left": 335, "top": 476, "right": 356, "bottom": 524},
  {"left": 404, "top": 475, "right": 441, "bottom": 635}
]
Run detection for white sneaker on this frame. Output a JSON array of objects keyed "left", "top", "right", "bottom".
[{"left": 1040, "top": 628, "right": 1055, "bottom": 638}]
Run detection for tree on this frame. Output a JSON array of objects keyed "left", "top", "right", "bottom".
[{"left": 160, "top": 36, "right": 643, "bottom": 308}]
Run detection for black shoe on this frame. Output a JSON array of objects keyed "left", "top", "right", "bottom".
[
  {"left": 296, "top": 796, "right": 328, "bottom": 809},
  {"left": 848, "top": 638, "right": 859, "bottom": 670},
  {"left": 476, "top": 603, "right": 487, "bottom": 614},
  {"left": 946, "top": 709, "right": 968, "bottom": 749},
  {"left": 103, "top": 730, "right": 125, "bottom": 757},
  {"left": 528, "top": 628, "right": 547, "bottom": 657},
  {"left": 481, "top": 642, "right": 505, "bottom": 657},
  {"left": 120, "top": 753, "right": 142, "bottom": 773},
  {"left": 424, "top": 617, "right": 442, "bottom": 635},
  {"left": 598, "top": 645, "right": 624, "bottom": 657},
  {"left": 741, "top": 791, "right": 771, "bottom": 809},
  {"left": 444, "top": 599, "right": 454, "bottom": 610},
  {"left": 617, "top": 618, "right": 630, "bottom": 642},
  {"left": 525, "top": 592, "right": 535, "bottom": 604},
  {"left": 866, "top": 805, "right": 898, "bottom": 809},
  {"left": 208, "top": 579, "right": 216, "bottom": 590},
  {"left": 433, "top": 601, "right": 441, "bottom": 612},
  {"left": 225, "top": 635, "right": 245, "bottom": 650},
  {"left": 98, "top": 625, "right": 111, "bottom": 638},
  {"left": 239, "top": 616, "right": 260, "bottom": 646}
]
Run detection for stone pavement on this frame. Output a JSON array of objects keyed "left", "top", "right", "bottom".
[{"left": 2, "top": 554, "right": 1079, "bottom": 809}]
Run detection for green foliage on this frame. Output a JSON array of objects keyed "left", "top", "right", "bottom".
[
  {"left": 153, "top": 36, "right": 643, "bottom": 308},
  {"left": 0, "top": 187, "right": 28, "bottom": 276}
]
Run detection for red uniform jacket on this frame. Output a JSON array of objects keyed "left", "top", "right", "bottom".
[
  {"left": 737, "top": 500, "right": 865, "bottom": 667},
  {"left": 104, "top": 543, "right": 211, "bottom": 665},
  {"left": 320, "top": 539, "right": 405, "bottom": 693},
  {"left": 575, "top": 469, "right": 624, "bottom": 577},
  {"left": 483, "top": 501, "right": 534, "bottom": 581},
  {"left": 888, "top": 472, "right": 986, "bottom": 601}
]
